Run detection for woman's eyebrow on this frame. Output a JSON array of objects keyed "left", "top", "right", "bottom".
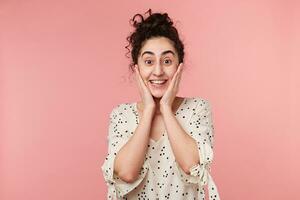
[{"left": 141, "top": 50, "right": 175, "bottom": 57}]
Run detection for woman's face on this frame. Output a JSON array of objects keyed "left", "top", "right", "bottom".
[{"left": 136, "top": 37, "right": 180, "bottom": 98}]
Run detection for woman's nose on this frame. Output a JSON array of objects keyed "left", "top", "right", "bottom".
[{"left": 153, "top": 63, "right": 164, "bottom": 75}]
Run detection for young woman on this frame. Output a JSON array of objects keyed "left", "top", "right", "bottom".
[{"left": 101, "top": 9, "right": 221, "bottom": 200}]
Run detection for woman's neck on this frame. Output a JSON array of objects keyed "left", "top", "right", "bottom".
[{"left": 138, "top": 96, "right": 183, "bottom": 116}]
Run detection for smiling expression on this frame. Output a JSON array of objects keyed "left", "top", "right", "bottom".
[{"left": 136, "top": 37, "right": 180, "bottom": 98}]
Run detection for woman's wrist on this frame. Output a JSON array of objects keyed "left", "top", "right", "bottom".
[
  {"left": 142, "top": 106, "right": 155, "bottom": 117},
  {"left": 160, "top": 104, "right": 172, "bottom": 115}
]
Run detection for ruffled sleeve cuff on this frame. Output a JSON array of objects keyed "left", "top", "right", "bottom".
[
  {"left": 174, "top": 160, "right": 221, "bottom": 200},
  {"left": 174, "top": 139, "right": 221, "bottom": 199},
  {"left": 101, "top": 153, "right": 150, "bottom": 199},
  {"left": 174, "top": 134, "right": 213, "bottom": 184}
]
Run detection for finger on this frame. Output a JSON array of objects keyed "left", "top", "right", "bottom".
[
  {"left": 134, "top": 64, "right": 149, "bottom": 91},
  {"left": 174, "top": 64, "right": 183, "bottom": 89},
  {"left": 172, "top": 63, "right": 182, "bottom": 86},
  {"left": 175, "top": 63, "right": 182, "bottom": 78},
  {"left": 170, "top": 63, "right": 182, "bottom": 85},
  {"left": 134, "top": 65, "right": 144, "bottom": 91},
  {"left": 136, "top": 67, "right": 147, "bottom": 89},
  {"left": 177, "top": 63, "right": 183, "bottom": 74},
  {"left": 177, "top": 70, "right": 182, "bottom": 88},
  {"left": 134, "top": 65, "right": 143, "bottom": 84},
  {"left": 168, "top": 72, "right": 177, "bottom": 91}
]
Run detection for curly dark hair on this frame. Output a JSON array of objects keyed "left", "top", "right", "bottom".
[{"left": 125, "top": 9, "right": 185, "bottom": 74}]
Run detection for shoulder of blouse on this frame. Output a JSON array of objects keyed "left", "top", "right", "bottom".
[
  {"left": 110, "top": 102, "right": 134, "bottom": 120},
  {"left": 187, "top": 96, "right": 210, "bottom": 107}
]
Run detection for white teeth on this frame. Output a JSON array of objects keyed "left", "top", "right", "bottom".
[{"left": 150, "top": 80, "right": 166, "bottom": 84}]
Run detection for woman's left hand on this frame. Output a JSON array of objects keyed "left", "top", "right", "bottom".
[{"left": 160, "top": 63, "right": 183, "bottom": 113}]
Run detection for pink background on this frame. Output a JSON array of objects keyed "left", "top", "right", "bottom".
[{"left": 1, "top": 0, "right": 299, "bottom": 199}]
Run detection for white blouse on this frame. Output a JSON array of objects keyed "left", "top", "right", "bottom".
[{"left": 101, "top": 97, "right": 221, "bottom": 200}]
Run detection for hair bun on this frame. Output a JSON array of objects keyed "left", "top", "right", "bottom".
[
  {"left": 142, "top": 13, "right": 173, "bottom": 29},
  {"left": 131, "top": 10, "right": 173, "bottom": 31}
]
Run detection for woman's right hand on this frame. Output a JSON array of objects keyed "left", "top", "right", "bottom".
[{"left": 134, "top": 64, "right": 156, "bottom": 111}]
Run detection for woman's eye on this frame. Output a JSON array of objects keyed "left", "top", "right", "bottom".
[
  {"left": 164, "top": 59, "right": 172, "bottom": 64},
  {"left": 145, "top": 60, "right": 152, "bottom": 65}
]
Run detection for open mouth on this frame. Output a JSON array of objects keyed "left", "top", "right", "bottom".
[{"left": 149, "top": 79, "right": 168, "bottom": 88}]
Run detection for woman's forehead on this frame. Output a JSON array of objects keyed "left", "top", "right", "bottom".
[{"left": 141, "top": 37, "right": 175, "bottom": 52}]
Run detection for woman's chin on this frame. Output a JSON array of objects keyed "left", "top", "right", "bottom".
[
  {"left": 150, "top": 91, "right": 165, "bottom": 98},
  {"left": 147, "top": 85, "right": 167, "bottom": 98}
]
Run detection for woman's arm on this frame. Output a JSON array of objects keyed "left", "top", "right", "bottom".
[
  {"left": 114, "top": 107, "right": 154, "bottom": 183},
  {"left": 161, "top": 106, "right": 200, "bottom": 174}
]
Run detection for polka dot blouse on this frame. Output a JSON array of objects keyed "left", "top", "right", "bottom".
[{"left": 101, "top": 97, "right": 221, "bottom": 200}]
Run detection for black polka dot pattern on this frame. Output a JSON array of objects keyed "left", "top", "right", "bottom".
[
  {"left": 101, "top": 97, "right": 221, "bottom": 200},
  {"left": 101, "top": 105, "right": 150, "bottom": 199}
]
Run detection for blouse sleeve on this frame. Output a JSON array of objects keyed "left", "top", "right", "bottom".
[
  {"left": 101, "top": 106, "right": 150, "bottom": 199},
  {"left": 174, "top": 98, "right": 221, "bottom": 200}
]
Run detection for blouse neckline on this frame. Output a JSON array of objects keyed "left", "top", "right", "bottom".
[{"left": 133, "top": 97, "right": 188, "bottom": 144}]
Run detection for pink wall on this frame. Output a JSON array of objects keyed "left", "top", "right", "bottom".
[{"left": 1, "top": 0, "right": 299, "bottom": 199}]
